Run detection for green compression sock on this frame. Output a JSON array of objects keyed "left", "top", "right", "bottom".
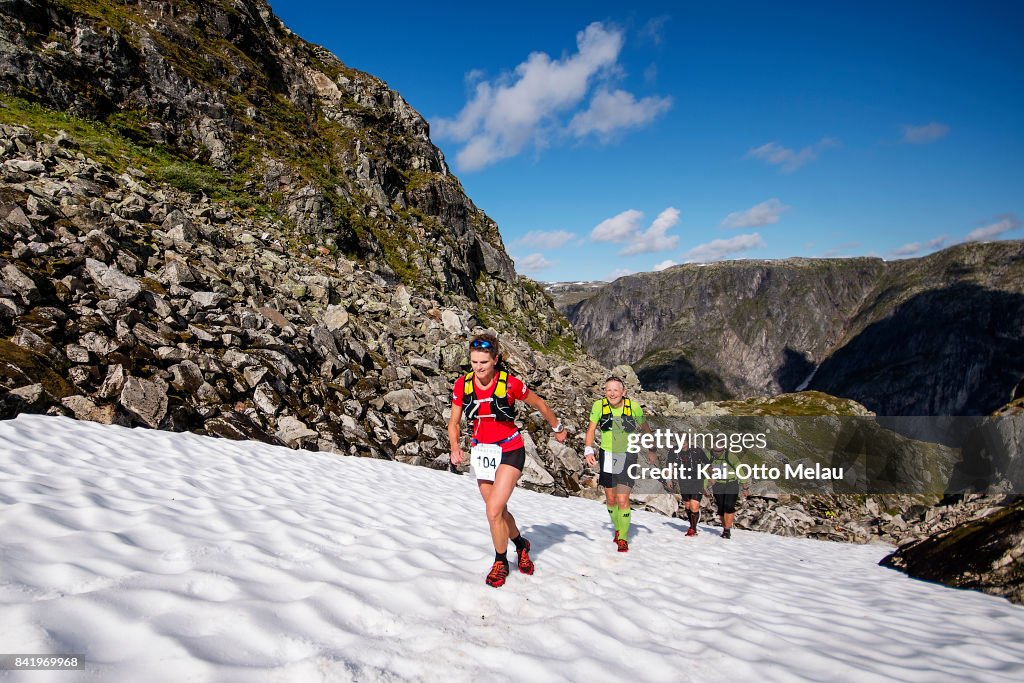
[
  {"left": 607, "top": 506, "right": 617, "bottom": 529},
  {"left": 619, "top": 509, "right": 631, "bottom": 539}
]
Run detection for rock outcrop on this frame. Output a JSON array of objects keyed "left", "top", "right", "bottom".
[{"left": 880, "top": 495, "right": 1023, "bottom": 605}]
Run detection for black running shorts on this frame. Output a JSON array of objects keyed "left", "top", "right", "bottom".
[
  {"left": 499, "top": 447, "right": 526, "bottom": 471},
  {"left": 598, "top": 451, "right": 638, "bottom": 489},
  {"left": 680, "top": 492, "right": 703, "bottom": 502},
  {"left": 713, "top": 481, "right": 740, "bottom": 513}
]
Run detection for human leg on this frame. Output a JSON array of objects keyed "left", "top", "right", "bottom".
[{"left": 481, "top": 464, "right": 522, "bottom": 554}]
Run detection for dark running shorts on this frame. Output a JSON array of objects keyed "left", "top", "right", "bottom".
[
  {"left": 598, "top": 452, "right": 638, "bottom": 489},
  {"left": 680, "top": 492, "right": 703, "bottom": 502},
  {"left": 500, "top": 446, "right": 526, "bottom": 471},
  {"left": 713, "top": 481, "right": 740, "bottom": 513},
  {"left": 677, "top": 476, "right": 705, "bottom": 496}
]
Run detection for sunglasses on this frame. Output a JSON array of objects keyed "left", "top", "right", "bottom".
[{"left": 470, "top": 339, "right": 494, "bottom": 349}]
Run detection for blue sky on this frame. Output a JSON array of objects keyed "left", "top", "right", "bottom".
[{"left": 271, "top": 1, "right": 1024, "bottom": 282}]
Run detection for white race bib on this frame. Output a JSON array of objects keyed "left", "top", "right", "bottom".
[
  {"left": 602, "top": 451, "right": 627, "bottom": 474},
  {"left": 471, "top": 443, "right": 502, "bottom": 481}
]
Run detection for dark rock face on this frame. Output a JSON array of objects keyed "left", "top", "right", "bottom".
[
  {"left": 557, "top": 244, "right": 1024, "bottom": 416},
  {"left": 880, "top": 496, "right": 1024, "bottom": 605}
]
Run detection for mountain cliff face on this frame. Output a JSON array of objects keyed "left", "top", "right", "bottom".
[{"left": 556, "top": 242, "right": 1024, "bottom": 416}]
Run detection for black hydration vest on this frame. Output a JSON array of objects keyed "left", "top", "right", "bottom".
[
  {"left": 462, "top": 371, "right": 517, "bottom": 422},
  {"left": 597, "top": 397, "right": 639, "bottom": 432}
]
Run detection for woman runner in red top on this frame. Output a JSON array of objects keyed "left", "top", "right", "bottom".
[{"left": 448, "top": 334, "right": 567, "bottom": 587}]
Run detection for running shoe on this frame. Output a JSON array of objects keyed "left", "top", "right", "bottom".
[
  {"left": 721, "top": 528, "right": 732, "bottom": 539},
  {"left": 685, "top": 526, "right": 697, "bottom": 537},
  {"left": 485, "top": 560, "right": 509, "bottom": 587},
  {"left": 517, "top": 538, "right": 535, "bottom": 575},
  {"left": 615, "top": 537, "right": 629, "bottom": 553}
]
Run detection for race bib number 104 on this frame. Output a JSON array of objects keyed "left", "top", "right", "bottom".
[{"left": 471, "top": 443, "right": 502, "bottom": 481}]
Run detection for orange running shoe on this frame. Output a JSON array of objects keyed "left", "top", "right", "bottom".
[
  {"left": 485, "top": 560, "right": 509, "bottom": 587},
  {"left": 616, "top": 537, "right": 629, "bottom": 553},
  {"left": 517, "top": 538, "right": 534, "bottom": 575}
]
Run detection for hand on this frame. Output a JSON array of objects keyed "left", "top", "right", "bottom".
[
  {"left": 665, "top": 481, "right": 676, "bottom": 492},
  {"left": 646, "top": 449, "right": 657, "bottom": 465},
  {"left": 585, "top": 454, "right": 597, "bottom": 468},
  {"left": 553, "top": 429, "right": 568, "bottom": 443},
  {"left": 450, "top": 446, "right": 464, "bottom": 466},
  {"left": 742, "top": 486, "right": 751, "bottom": 499}
]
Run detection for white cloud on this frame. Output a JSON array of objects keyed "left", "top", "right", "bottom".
[
  {"left": 569, "top": 88, "right": 672, "bottom": 138},
  {"left": 604, "top": 268, "right": 634, "bottom": 281},
  {"left": 901, "top": 122, "right": 950, "bottom": 145},
  {"left": 684, "top": 233, "right": 765, "bottom": 262},
  {"left": 515, "top": 253, "right": 554, "bottom": 273},
  {"left": 653, "top": 259, "right": 676, "bottom": 271},
  {"left": 746, "top": 138, "right": 839, "bottom": 172},
  {"left": 889, "top": 236, "right": 948, "bottom": 258},
  {"left": 432, "top": 23, "right": 668, "bottom": 171},
  {"left": 721, "top": 199, "right": 791, "bottom": 229},
  {"left": 590, "top": 209, "right": 643, "bottom": 243},
  {"left": 621, "top": 207, "right": 680, "bottom": 255},
  {"left": 963, "top": 215, "right": 1021, "bottom": 242},
  {"left": 513, "top": 230, "right": 575, "bottom": 249},
  {"left": 590, "top": 207, "right": 680, "bottom": 254}
]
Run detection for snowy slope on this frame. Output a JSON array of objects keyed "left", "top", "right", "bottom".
[{"left": 1, "top": 415, "right": 1022, "bottom": 682}]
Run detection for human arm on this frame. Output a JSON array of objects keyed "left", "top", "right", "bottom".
[
  {"left": 584, "top": 421, "right": 598, "bottom": 467},
  {"left": 447, "top": 403, "right": 465, "bottom": 465},
  {"left": 523, "top": 390, "right": 567, "bottom": 443},
  {"left": 663, "top": 451, "right": 677, "bottom": 491},
  {"left": 734, "top": 450, "right": 751, "bottom": 497}
]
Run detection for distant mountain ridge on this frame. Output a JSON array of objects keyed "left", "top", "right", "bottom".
[{"left": 553, "top": 242, "right": 1024, "bottom": 416}]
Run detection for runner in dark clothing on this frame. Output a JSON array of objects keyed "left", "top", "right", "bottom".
[{"left": 665, "top": 436, "right": 709, "bottom": 536}]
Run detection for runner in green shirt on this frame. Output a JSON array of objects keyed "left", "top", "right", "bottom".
[
  {"left": 706, "top": 445, "right": 751, "bottom": 539},
  {"left": 583, "top": 376, "right": 657, "bottom": 552}
]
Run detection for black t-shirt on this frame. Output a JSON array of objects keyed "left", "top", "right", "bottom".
[{"left": 668, "top": 447, "right": 709, "bottom": 492}]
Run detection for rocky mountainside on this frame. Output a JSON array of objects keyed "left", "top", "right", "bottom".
[
  {"left": 0, "top": 0, "right": 563, "bottom": 332},
  {"left": 0, "top": 0, "right": 596, "bottom": 487},
  {"left": 556, "top": 244, "right": 1024, "bottom": 416}
]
